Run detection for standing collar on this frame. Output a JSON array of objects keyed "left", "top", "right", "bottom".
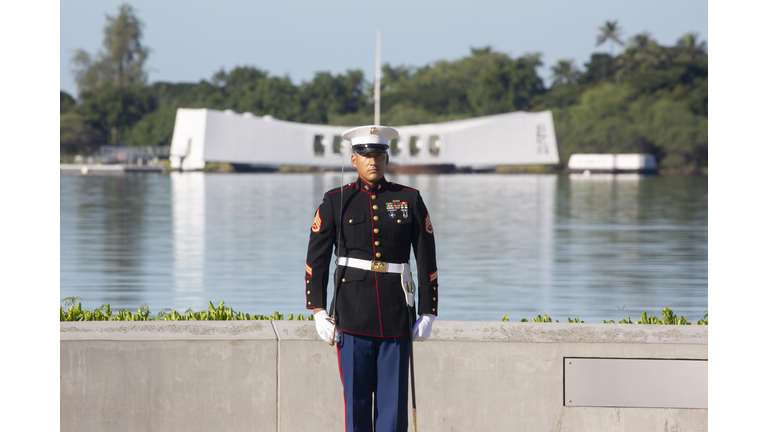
[{"left": 356, "top": 177, "right": 388, "bottom": 194}]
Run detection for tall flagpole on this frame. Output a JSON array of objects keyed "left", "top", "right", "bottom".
[{"left": 374, "top": 27, "right": 381, "bottom": 126}]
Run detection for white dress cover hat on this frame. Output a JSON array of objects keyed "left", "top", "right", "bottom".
[{"left": 342, "top": 125, "right": 399, "bottom": 153}]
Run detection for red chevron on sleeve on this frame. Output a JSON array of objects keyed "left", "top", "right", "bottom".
[
  {"left": 305, "top": 262, "right": 313, "bottom": 277},
  {"left": 311, "top": 210, "right": 322, "bottom": 233}
]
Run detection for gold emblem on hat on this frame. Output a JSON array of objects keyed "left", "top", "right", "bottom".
[{"left": 370, "top": 127, "right": 378, "bottom": 134}]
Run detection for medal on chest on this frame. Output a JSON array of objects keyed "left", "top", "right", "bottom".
[{"left": 386, "top": 200, "right": 408, "bottom": 219}]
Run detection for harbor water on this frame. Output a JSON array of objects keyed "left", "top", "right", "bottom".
[{"left": 60, "top": 172, "right": 708, "bottom": 323}]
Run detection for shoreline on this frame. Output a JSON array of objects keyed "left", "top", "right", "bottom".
[
  {"left": 60, "top": 160, "right": 708, "bottom": 176},
  {"left": 208, "top": 164, "right": 708, "bottom": 175},
  {"left": 199, "top": 162, "right": 708, "bottom": 175}
]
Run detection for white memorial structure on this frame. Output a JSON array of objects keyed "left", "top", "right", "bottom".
[{"left": 169, "top": 109, "right": 560, "bottom": 172}]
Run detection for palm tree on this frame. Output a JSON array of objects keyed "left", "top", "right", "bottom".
[
  {"left": 619, "top": 32, "right": 653, "bottom": 72},
  {"left": 626, "top": 33, "right": 670, "bottom": 70},
  {"left": 676, "top": 33, "right": 708, "bottom": 62},
  {"left": 596, "top": 20, "right": 624, "bottom": 55},
  {"left": 614, "top": 32, "right": 665, "bottom": 81},
  {"left": 549, "top": 59, "right": 581, "bottom": 86},
  {"left": 626, "top": 32, "right": 652, "bottom": 52}
]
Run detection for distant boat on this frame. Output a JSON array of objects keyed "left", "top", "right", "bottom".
[{"left": 567, "top": 154, "right": 658, "bottom": 174}]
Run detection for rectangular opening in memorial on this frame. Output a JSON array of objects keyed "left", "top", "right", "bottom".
[
  {"left": 409, "top": 136, "right": 420, "bottom": 156},
  {"left": 428, "top": 135, "right": 441, "bottom": 156},
  {"left": 390, "top": 138, "right": 401, "bottom": 156},
  {"left": 313, "top": 135, "right": 324, "bottom": 156}
]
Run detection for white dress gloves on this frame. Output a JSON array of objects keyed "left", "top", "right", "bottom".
[
  {"left": 314, "top": 310, "right": 340, "bottom": 344},
  {"left": 412, "top": 314, "right": 436, "bottom": 342}
]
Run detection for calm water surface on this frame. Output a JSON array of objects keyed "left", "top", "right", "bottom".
[{"left": 60, "top": 172, "right": 708, "bottom": 322}]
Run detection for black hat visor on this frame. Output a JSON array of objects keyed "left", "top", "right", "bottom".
[{"left": 353, "top": 143, "right": 389, "bottom": 154}]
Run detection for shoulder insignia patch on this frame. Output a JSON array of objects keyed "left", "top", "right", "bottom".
[
  {"left": 429, "top": 270, "right": 438, "bottom": 283},
  {"left": 305, "top": 262, "right": 313, "bottom": 277},
  {"left": 311, "top": 209, "right": 322, "bottom": 232},
  {"left": 424, "top": 213, "right": 434, "bottom": 234}
]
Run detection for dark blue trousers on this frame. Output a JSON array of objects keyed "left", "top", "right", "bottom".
[{"left": 336, "top": 332, "right": 410, "bottom": 432}]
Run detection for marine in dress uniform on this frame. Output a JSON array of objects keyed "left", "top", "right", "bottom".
[{"left": 304, "top": 125, "right": 438, "bottom": 432}]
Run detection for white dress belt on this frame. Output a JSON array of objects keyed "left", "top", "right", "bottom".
[{"left": 337, "top": 257, "right": 408, "bottom": 274}]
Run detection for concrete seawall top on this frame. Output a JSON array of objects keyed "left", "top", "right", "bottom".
[{"left": 61, "top": 321, "right": 707, "bottom": 344}]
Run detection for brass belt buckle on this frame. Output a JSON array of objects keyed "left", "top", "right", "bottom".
[{"left": 371, "top": 261, "right": 387, "bottom": 273}]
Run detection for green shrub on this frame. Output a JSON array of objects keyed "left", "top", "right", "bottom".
[
  {"left": 502, "top": 308, "right": 707, "bottom": 325},
  {"left": 60, "top": 298, "right": 707, "bottom": 325},
  {"left": 60, "top": 297, "right": 313, "bottom": 322}
]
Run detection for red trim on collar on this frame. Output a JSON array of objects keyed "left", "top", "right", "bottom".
[{"left": 356, "top": 177, "right": 389, "bottom": 194}]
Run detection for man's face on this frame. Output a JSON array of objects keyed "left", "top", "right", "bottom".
[{"left": 351, "top": 152, "right": 389, "bottom": 184}]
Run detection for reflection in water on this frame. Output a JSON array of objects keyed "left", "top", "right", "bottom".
[
  {"left": 554, "top": 174, "right": 707, "bottom": 321},
  {"left": 61, "top": 173, "right": 174, "bottom": 307},
  {"left": 60, "top": 173, "right": 707, "bottom": 322},
  {"left": 172, "top": 172, "right": 205, "bottom": 308},
  {"left": 406, "top": 174, "right": 557, "bottom": 320}
]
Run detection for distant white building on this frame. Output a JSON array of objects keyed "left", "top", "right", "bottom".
[
  {"left": 567, "top": 154, "right": 658, "bottom": 173},
  {"left": 169, "top": 108, "right": 560, "bottom": 171}
]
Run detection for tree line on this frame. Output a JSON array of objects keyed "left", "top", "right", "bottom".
[{"left": 61, "top": 6, "right": 707, "bottom": 169}]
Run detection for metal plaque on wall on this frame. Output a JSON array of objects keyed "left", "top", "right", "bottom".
[{"left": 564, "top": 358, "right": 707, "bottom": 409}]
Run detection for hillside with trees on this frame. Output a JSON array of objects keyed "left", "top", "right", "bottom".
[{"left": 61, "top": 6, "right": 707, "bottom": 170}]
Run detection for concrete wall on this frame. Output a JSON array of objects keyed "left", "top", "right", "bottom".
[{"left": 61, "top": 321, "right": 707, "bottom": 432}]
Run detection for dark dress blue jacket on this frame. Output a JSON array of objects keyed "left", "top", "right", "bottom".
[{"left": 304, "top": 176, "right": 438, "bottom": 337}]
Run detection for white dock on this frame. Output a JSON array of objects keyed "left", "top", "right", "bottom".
[{"left": 566, "top": 154, "right": 658, "bottom": 173}]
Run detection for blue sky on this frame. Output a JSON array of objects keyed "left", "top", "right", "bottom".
[{"left": 60, "top": 0, "right": 707, "bottom": 97}]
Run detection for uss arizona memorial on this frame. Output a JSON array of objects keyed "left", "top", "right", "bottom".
[{"left": 168, "top": 108, "right": 561, "bottom": 171}]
